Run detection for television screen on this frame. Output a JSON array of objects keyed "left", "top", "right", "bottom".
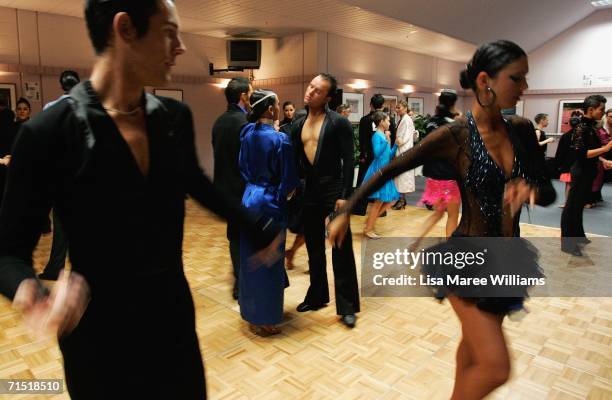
[{"left": 227, "top": 40, "right": 261, "bottom": 69}]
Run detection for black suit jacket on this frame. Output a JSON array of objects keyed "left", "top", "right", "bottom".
[
  {"left": 212, "top": 104, "right": 247, "bottom": 201},
  {"left": 358, "top": 111, "right": 374, "bottom": 162},
  {"left": 291, "top": 108, "right": 354, "bottom": 206}
]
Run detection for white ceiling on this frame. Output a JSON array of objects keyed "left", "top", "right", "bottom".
[
  {"left": 0, "top": 0, "right": 473, "bottom": 62},
  {"left": 0, "top": 0, "right": 601, "bottom": 62},
  {"left": 343, "top": 0, "right": 597, "bottom": 53}
]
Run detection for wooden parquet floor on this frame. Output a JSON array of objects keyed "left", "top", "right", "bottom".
[{"left": 0, "top": 201, "right": 611, "bottom": 399}]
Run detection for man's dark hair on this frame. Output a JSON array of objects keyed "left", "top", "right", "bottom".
[
  {"left": 370, "top": 94, "right": 384, "bottom": 109},
  {"left": 435, "top": 90, "right": 458, "bottom": 117},
  {"left": 534, "top": 113, "right": 548, "bottom": 124},
  {"left": 439, "top": 90, "right": 458, "bottom": 108},
  {"left": 85, "top": 0, "right": 165, "bottom": 55},
  {"left": 16, "top": 97, "right": 31, "bottom": 109},
  {"left": 225, "top": 77, "right": 250, "bottom": 105},
  {"left": 60, "top": 70, "right": 81, "bottom": 92},
  {"left": 582, "top": 95, "right": 607, "bottom": 113},
  {"left": 316, "top": 73, "right": 337, "bottom": 98},
  {"left": 372, "top": 110, "right": 388, "bottom": 126}
]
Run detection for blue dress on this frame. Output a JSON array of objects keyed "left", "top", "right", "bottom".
[
  {"left": 239, "top": 122, "right": 299, "bottom": 325},
  {"left": 363, "top": 130, "right": 400, "bottom": 202}
]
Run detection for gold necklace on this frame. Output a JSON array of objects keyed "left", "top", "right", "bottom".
[{"left": 103, "top": 105, "right": 142, "bottom": 116}]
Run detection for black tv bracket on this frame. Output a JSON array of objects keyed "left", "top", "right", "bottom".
[{"left": 209, "top": 63, "right": 244, "bottom": 75}]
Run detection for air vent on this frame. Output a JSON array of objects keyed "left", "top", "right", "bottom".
[{"left": 227, "top": 29, "right": 273, "bottom": 38}]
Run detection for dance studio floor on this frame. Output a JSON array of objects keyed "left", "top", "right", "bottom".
[{"left": 0, "top": 201, "right": 610, "bottom": 399}]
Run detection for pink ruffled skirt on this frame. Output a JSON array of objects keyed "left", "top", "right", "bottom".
[{"left": 418, "top": 178, "right": 461, "bottom": 208}]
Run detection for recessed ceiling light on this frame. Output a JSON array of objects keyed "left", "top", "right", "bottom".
[
  {"left": 349, "top": 81, "right": 368, "bottom": 90},
  {"left": 591, "top": 0, "right": 612, "bottom": 7}
]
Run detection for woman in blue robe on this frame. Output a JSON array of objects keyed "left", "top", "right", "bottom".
[{"left": 239, "top": 90, "right": 299, "bottom": 336}]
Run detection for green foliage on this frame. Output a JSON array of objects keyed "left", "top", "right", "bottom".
[
  {"left": 412, "top": 114, "right": 429, "bottom": 142},
  {"left": 352, "top": 123, "right": 360, "bottom": 163}
]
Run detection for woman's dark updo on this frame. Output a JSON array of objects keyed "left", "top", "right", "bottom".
[
  {"left": 247, "top": 89, "right": 277, "bottom": 123},
  {"left": 459, "top": 40, "right": 527, "bottom": 90},
  {"left": 436, "top": 89, "right": 458, "bottom": 117}
]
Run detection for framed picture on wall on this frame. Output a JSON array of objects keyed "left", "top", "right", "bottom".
[
  {"left": 342, "top": 92, "right": 364, "bottom": 123},
  {"left": 557, "top": 99, "right": 583, "bottom": 133},
  {"left": 0, "top": 83, "right": 17, "bottom": 111},
  {"left": 154, "top": 88, "right": 183, "bottom": 102},
  {"left": 407, "top": 97, "right": 424, "bottom": 116}
]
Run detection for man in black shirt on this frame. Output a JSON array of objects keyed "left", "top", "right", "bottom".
[
  {"left": 0, "top": 102, "right": 16, "bottom": 210},
  {"left": 212, "top": 76, "right": 252, "bottom": 299},
  {"left": 291, "top": 73, "right": 360, "bottom": 327},
  {"left": 354, "top": 94, "right": 385, "bottom": 215},
  {"left": 561, "top": 95, "right": 611, "bottom": 256},
  {"left": 0, "top": 1, "right": 279, "bottom": 398}
]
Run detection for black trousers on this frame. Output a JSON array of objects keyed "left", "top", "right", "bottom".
[
  {"left": 561, "top": 165, "right": 595, "bottom": 248},
  {"left": 227, "top": 223, "right": 240, "bottom": 290},
  {"left": 352, "top": 159, "right": 372, "bottom": 216},
  {"left": 40, "top": 209, "right": 68, "bottom": 277},
  {"left": 302, "top": 203, "right": 360, "bottom": 315}
]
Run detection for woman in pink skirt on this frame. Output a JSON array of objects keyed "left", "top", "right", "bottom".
[
  {"left": 558, "top": 172, "right": 571, "bottom": 208},
  {"left": 417, "top": 179, "right": 461, "bottom": 239},
  {"left": 417, "top": 90, "right": 462, "bottom": 240}
]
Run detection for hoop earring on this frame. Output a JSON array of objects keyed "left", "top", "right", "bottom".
[{"left": 476, "top": 87, "right": 497, "bottom": 108}]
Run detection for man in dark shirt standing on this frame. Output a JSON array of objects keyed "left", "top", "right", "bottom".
[
  {"left": 0, "top": 1, "right": 279, "bottom": 398},
  {"left": 561, "top": 95, "right": 611, "bottom": 256},
  {"left": 291, "top": 73, "right": 360, "bottom": 327},
  {"left": 0, "top": 100, "right": 16, "bottom": 210},
  {"left": 354, "top": 94, "right": 385, "bottom": 215},
  {"left": 212, "top": 76, "right": 253, "bottom": 299}
]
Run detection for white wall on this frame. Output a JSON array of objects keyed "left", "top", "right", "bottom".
[
  {"left": 528, "top": 9, "right": 612, "bottom": 90},
  {"left": 328, "top": 33, "right": 464, "bottom": 92},
  {"left": 520, "top": 9, "right": 612, "bottom": 133}
]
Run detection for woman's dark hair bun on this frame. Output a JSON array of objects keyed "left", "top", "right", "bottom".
[
  {"left": 459, "top": 69, "right": 472, "bottom": 90},
  {"left": 247, "top": 89, "right": 277, "bottom": 123},
  {"left": 458, "top": 40, "right": 526, "bottom": 92}
]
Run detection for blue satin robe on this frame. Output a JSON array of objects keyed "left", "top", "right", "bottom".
[{"left": 239, "top": 122, "right": 299, "bottom": 325}]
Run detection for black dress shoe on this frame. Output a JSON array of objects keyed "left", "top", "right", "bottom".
[
  {"left": 341, "top": 314, "right": 356, "bottom": 328},
  {"left": 561, "top": 246, "right": 583, "bottom": 257},
  {"left": 37, "top": 272, "right": 59, "bottom": 281},
  {"left": 576, "top": 237, "right": 591, "bottom": 245},
  {"left": 296, "top": 302, "right": 325, "bottom": 312}
]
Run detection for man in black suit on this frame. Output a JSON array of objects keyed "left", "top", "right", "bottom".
[
  {"left": 0, "top": 1, "right": 281, "bottom": 397},
  {"left": 354, "top": 94, "right": 385, "bottom": 215},
  {"left": 212, "top": 76, "right": 253, "bottom": 299},
  {"left": 291, "top": 73, "right": 360, "bottom": 327}
]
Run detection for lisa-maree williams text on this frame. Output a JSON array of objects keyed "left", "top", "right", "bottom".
[{"left": 370, "top": 249, "right": 546, "bottom": 286}]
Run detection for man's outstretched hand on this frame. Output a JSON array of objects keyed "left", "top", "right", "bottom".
[{"left": 13, "top": 270, "right": 90, "bottom": 338}]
